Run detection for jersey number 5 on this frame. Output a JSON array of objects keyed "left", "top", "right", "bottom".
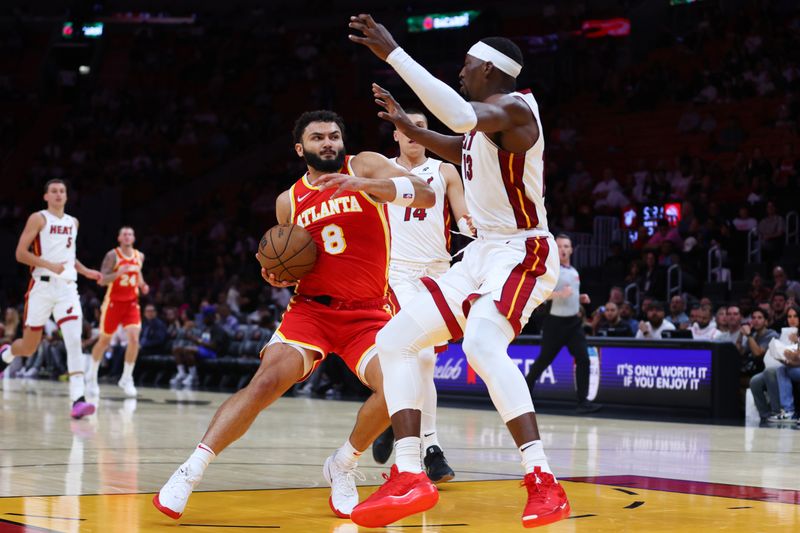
[{"left": 321, "top": 224, "right": 346, "bottom": 255}]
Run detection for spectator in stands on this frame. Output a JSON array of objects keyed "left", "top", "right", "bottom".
[
  {"left": 691, "top": 305, "right": 719, "bottom": 340},
  {"left": 646, "top": 219, "right": 683, "bottom": 250},
  {"left": 773, "top": 306, "right": 800, "bottom": 420},
  {"left": 636, "top": 301, "right": 676, "bottom": 339},
  {"left": 738, "top": 308, "right": 779, "bottom": 380},
  {"left": 773, "top": 266, "right": 800, "bottom": 301},
  {"left": 609, "top": 286, "right": 625, "bottom": 306},
  {"left": 769, "top": 291, "right": 788, "bottom": 331},
  {"left": 767, "top": 305, "right": 799, "bottom": 422},
  {"left": 641, "top": 251, "right": 667, "bottom": 298},
  {"left": 732, "top": 206, "right": 758, "bottom": 233},
  {"left": 592, "top": 168, "right": 629, "bottom": 211},
  {"left": 666, "top": 294, "right": 690, "bottom": 329},
  {"left": 748, "top": 272, "right": 771, "bottom": 304},
  {"left": 594, "top": 302, "right": 634, "bottom": 337},
  {"left": 620, "top": 302, "right": 639, "bottom": 334},
  {"left": 140, "top": 304, "right": 168, "bottom": 356},
  {"left": 163, "top": 306, "right": 183, "bottom": 351},
  {"left": 566, "top": 161, "right": 592, "bottom": 195},
  {"left": 717, "top": 305, "right": 744, "bottom": 344},
  {"left": 714, "top": 306, "right": 729, "bottom": 336},
  {"left": 171, "top": 305, "right": 229, "bottom": 388},
  {"left": 758, "top": 201, "right": 785, "bottom": 265},
  {"left": 217, "top": 304, "right": 239, "bottom": 337}
]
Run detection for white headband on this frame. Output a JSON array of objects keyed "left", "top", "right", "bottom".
[{"left": 467, "top": 41, "right": 522, "bottom": 78}]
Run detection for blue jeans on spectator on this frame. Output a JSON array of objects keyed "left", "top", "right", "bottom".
[
  {"left": 776, "top": 366, "right": 800, "bottom": 414},
  {"left": 750, "top": 368, "right": 781, "bottom": 418}
]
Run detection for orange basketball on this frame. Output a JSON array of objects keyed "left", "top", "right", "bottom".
[{"left": 257, "top": 224, "right": 317, "bottom": 282}]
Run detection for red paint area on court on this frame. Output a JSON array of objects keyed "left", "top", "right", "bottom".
[{"left": 565, "top": 475, "right": 800, "bottom": 505}]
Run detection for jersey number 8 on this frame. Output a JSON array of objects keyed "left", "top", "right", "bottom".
[{"left": 321, "top": 224, "right": 346, "bottom": 255}]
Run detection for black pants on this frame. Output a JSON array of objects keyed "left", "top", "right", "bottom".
[{"left": 525, "top": 315, "right": 590, "bottom": 403}]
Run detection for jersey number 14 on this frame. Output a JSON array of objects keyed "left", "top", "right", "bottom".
[{"left": 403, "top": 207, "right": 428, "bottom": 221}]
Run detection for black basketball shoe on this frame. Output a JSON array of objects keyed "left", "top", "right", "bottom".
[
  {"left": 424, "top": 445, "right": 455, "bottom": 483},
  {"left": 371, "top": 426, "right": 394, "bottom": 464}
]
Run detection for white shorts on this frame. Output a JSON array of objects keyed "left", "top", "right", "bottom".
[
  {"left": 423, "top": 233, "right": 558, "bottom": 339},
  {"left": 388, "top": 260, "right": 450, "bottom": 310},
  {"left": 23, "top": 277, "right": 82, "bottom": 330}
]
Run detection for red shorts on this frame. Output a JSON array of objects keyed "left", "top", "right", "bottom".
[
  {"left": 271, "top": 296, "right": 392, "bottom": 385},
  {"left": 101, "top": 299, "right": 141, "bottom": 335}
]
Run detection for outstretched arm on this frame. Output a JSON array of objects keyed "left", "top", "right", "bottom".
[
  {"left": 312, "top": 151, "right": 435, "bottom": 208},
  {"left": 373, "top": 84, "right": 463, "bottom": 164},
  {"left": 352, "top": 15, "right": 538, "bottom": 152}
]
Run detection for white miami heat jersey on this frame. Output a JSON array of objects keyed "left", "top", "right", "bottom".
[
  {"left": 461, "top": 89, "right": 548, "bottom": 233},
  {"left": 31, "top": 210, "right": 78, "bottom": 281},
  {"left": 387, "top": 157, "right": 452, "bottom": 264}
]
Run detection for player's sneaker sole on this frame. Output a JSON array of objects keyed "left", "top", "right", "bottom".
[
  {"left": 152, "top": 493, "right": 182, "bottom": 519},
  {"left": 522, "top": 501, "right": 571, "bottom": 528}
]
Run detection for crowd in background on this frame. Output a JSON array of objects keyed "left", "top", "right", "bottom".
[{"left": 1, "top": 2, "right": 800, "bottom": 406}]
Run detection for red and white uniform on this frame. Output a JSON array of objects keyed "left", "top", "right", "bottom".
[
  {"left": 100, "top": 248, "right": 143, "bottom": 335},
  {"left": 425, "top": 90, "right": 558, "bottom": 337},
  {"left": 386, "top": 158, "right": 451, "bottom": 351},
  {"left": 23, "top": 210, "right": 82, "bottom": 330},
  {"left": 269, "top": 156, "right": 393, "bottom": 384}
]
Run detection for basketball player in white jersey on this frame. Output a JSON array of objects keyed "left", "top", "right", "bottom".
[
  {"left": 341, "top": 15, "right": 570, "bottom": 528},
  {"left": 371, "top": 108, "right": 472, "bottom": 482},
  {"left": 0, "top": 179, "right": 103, "bottom": 419}
]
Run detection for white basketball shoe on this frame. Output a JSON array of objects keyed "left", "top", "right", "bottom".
[
  {"left": 153, "top": 461, "right": 203, "bottom": 519},
  {"left": 323, "top": 452, "right": 365, "bottom": 518}
]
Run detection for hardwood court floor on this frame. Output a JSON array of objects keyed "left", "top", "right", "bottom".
[{"left": 1, "top": 380, "right": 798, "bottom": 532}]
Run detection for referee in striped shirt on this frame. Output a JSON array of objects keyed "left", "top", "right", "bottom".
[{"left": 525, "top": 234, "right": 602, "bottom": 414}]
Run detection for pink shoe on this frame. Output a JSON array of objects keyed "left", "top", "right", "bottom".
[{"left": 71, "top": 400, "right": 96, "bottom": 419}]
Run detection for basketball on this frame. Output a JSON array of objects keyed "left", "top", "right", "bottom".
[{"left": 257, "top": 223, "right": 317, "bottom": 282}]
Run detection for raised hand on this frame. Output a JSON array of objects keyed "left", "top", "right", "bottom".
[
  {"left": 348, "top": 14, "right": 399, "bottom": 60},
  {"left": 372, "top": 83, "right": 414, "bottom": 131}
]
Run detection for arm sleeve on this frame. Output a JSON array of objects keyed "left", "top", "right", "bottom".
[{"left": 386, "top": 48, "right": 477, "bottom": 133}]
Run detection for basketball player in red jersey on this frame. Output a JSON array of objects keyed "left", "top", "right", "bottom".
[
  {"left": 86, "top": 227, "right": 149, "bottom": 398},
  {"left": 154, "top": 110, "right": 435, "bottom": 521},
  {"left": 0, "top": 179, "right": 102, "bottom": 419},
  {"left": 348, "top": 15, "right": 570, "bottom": 528}
]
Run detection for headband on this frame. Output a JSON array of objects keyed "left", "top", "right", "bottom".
[{"left": 467, "top": 41, "right": 522, "bottom": 78}]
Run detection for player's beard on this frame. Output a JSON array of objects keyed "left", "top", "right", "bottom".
[{"left": 304, "top": 149, "right": 345, "bottom": 173}]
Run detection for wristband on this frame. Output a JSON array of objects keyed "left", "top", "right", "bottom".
[{"left": 390, "top": 177, "right": 415, "bottom": 206}]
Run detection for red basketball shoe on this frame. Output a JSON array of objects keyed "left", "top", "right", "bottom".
[
  {"left": 350, "top": 465, "right": 439, "bottom": 528},
  {"left": 521, "top": 467, "right": 571, "bottom": 528}
]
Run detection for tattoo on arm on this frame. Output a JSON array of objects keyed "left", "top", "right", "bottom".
[{"left": 99, "top": 251, "right": 118, "bottom": 285}]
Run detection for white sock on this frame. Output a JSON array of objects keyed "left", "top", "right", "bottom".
[
  {"left": 176, "top": 364, "right": 187, "bottom": 376},
  {"left": 69, "top": 373, "right": 86, "bottom": 402},
  {"left": 421, "top": 430, "right": 440, "bottom": 451},
  {"left": 519, "top": 440, "right": 553, "bottom": 476},
  {"left": 189, "top": 366, "right": 198, "bottom": 377},
  {"left": 187, "top": 443, "right": 216, "bottom": 475},
  {"left": 2, "top": 346, "right": 14, "bottom": 364},
  {"left": 395, "top": 436, "right": 423, "bottom": 473},
  {"left": 88, "top": 358, "right": 100, "bottom": 382},
  {"left": 334, "top": 439, "right": 362, "bottom": 471},
  {"left": 122, "top": 362, "right": 135, "bottom": 381}
]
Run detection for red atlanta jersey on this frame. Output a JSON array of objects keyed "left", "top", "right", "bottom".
[{"left": 289, "top": 155, "right": 391, "bottom": 301}]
